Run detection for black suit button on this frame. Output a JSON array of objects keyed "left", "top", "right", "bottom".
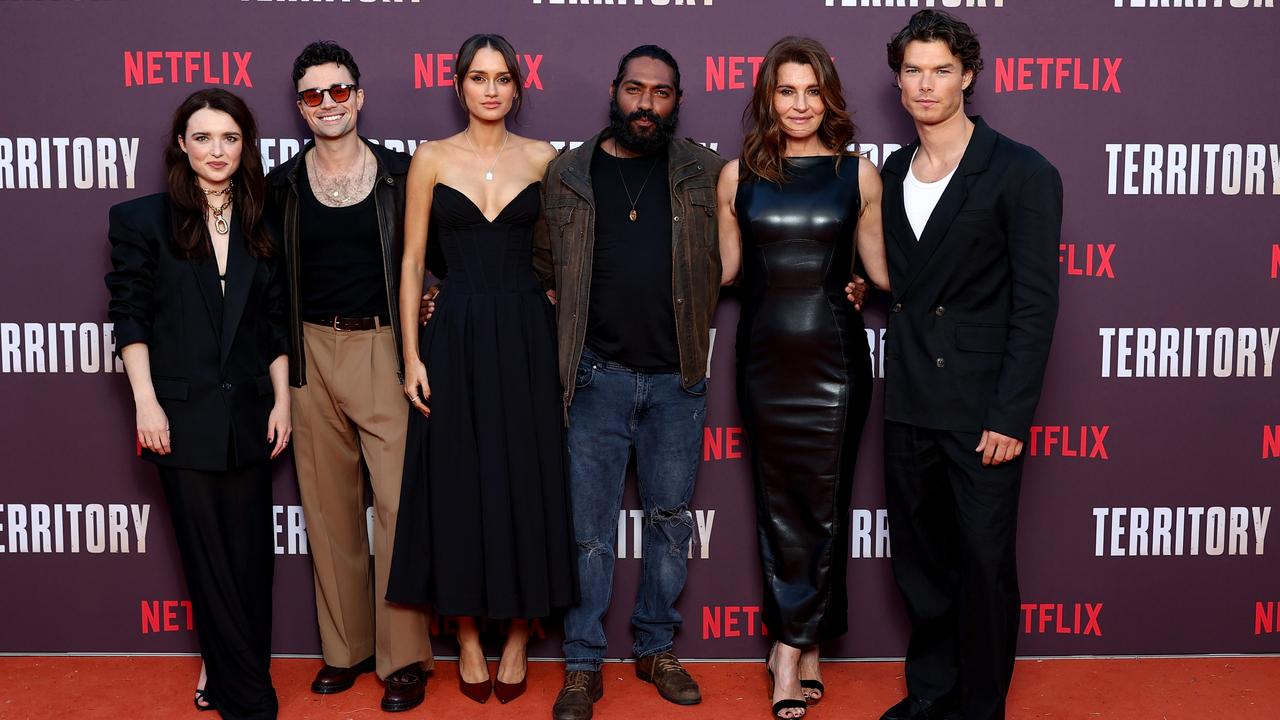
[
  {"left": 892, "top": 303, "right": 903, "bottom": 313},
  {"left": 220, "top": 382, "right": 232, "bottom": 391},
  {"left": 935, "top": 306, "right": 946, "bottom": 317},
  {"left": 936, "top": 358, "right": 946, "bottom": 368}
]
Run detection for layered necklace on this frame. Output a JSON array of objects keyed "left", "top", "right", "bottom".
[
  {"left": 463, "top": 129, "right": 510, "bottom": 182},
  {"left": 202, "top": 181, "right": 233, "bottom": 235},
  {"left": 308, "top": 148, "right": 371, "bottom": 206}
]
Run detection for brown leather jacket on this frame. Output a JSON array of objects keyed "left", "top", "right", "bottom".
[{"left": 533, "top": 131, "right": 726, "bottom": 416}]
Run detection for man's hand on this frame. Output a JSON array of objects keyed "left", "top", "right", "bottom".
[
  {"left": 546, "top": 289, "right": 557, "bottom": 305},
  {"left": 419, "top": 284, "right": 441, "bottom": 325},
  {"left": 844, "top": 274, "right": 869, "bottom": 311},
  {"left": 976, "top": 429, "right": 1024, "bottom": 467}
]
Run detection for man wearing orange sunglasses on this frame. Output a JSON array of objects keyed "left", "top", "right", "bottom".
[{"left": 266, "top": 40, "right": 439, "bottom": 713}]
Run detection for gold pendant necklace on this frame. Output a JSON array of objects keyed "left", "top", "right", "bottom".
[
  {"left": 202, "top": 180, "right": 233, "bottom": 235},
  {"left": 209, "top": 197, "right": 232, "bottom": 235},
  {"left": 611, "top": 139, "right": 660, "bottom": 222}
]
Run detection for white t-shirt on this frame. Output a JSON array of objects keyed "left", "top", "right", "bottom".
[{"left": 903, "top": 148, "right": 958, "bottom": 241}]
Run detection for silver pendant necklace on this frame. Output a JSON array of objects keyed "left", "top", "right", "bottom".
[{"left": 464, "top": 129, "right": 510, "bottom": 182}]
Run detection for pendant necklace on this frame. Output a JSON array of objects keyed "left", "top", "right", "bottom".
[
  {"left": 464, "top": 129, "right": 510, "bottom": 182},
  {"left": 203, "top": 180, "right": 233, "bottom": 235},
  {"left": 308, "top": 149, "right": 369, "bottom": 205},
  {"left": 612, "top": 139, "right": 659, "bottom": 222}
]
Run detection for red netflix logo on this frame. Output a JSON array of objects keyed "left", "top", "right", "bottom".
[
  {"left": 141, "top": 600, "right": 194, "bottom": 634},
  {"left": 1270, "top": 244, "right": 1279, "bottom": 279},
  {"left": 705, "top": 56, "right": 764, "bottom": 92},
  {"left": 704, "top": 426, "right": 744, "bottom": 462},
  {"left": 124, "top": 51, "right": 252, "bottom": 88},
  {"left": 1021, "top": 602, "right": 1103, "bottom": 636},
  {"left": 702, "top": 605, "right": 767, "bottom": 640},
  {"left": 1264, "top": 426, "right": 1280, "bottom": 459},
  {"left": 413, "top": 53, "right": 544, "bottom": 90},
  {"left": 1255, "top": 601, "right": 1280, "bottom": 635},
  {"left": 994, "top": 57, "right": 1121, "bottom": 94},
  {"left": 1060, "top": 243, "right": 1115, "bottom": 278},
  {"left": 1029, "top": 425, "right": 1109, "bottom": 459}
]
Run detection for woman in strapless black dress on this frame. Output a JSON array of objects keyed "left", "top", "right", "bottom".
[
  {"left": 717, "top": 37, "right": 890, "bottom": 720},
  {"left": 387, "top": 34, "right": 575, "bottom": 706}
]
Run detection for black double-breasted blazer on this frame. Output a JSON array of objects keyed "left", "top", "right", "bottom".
[
  {"left": 881, "top": 117, "right": 1063, "bottom": 440},
  {"left": 106, "top": 193, "right": 289, "bottom": 472}
]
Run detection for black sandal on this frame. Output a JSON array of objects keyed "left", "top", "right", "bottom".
[
  {"left": 800, "top": 679, "right": 825, "bottom": 705},
  {"left": 194, "top": 688, "right": 216, "bottom": 712},
  {"left": 765, "top": 643, "right": 806, "bottom": 719},
  {"left": 772, "top": 698, "right": 808, "bottom": 718}
]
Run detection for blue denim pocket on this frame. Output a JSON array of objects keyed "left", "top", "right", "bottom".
[
  {"left": 574, "top": 359, "right": 596, "bottom": 389},
  {"left": 680, "top": 377, "right": 708, "bottom": 396}
]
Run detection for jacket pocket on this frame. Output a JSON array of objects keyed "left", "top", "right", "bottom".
[
  {"left": 955, "top": 322, "right": 1008, "bottom": 353},
  {"left": 152, "top": 377, "right": 190, "bottom": 401}
]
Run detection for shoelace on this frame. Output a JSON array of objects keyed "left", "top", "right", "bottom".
[
  {"left": 652, "top": 654, "right": 690, "bottom": 678},
  {"left": 564, "top": 671, "right": 595, "bottom": 693}
]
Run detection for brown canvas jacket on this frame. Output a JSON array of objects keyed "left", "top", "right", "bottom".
[{"left": 533, "top": 131, "right": 726, "bottom": 418}]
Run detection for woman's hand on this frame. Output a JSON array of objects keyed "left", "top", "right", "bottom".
[
  {"left": 404, "top": 359, "right": 431, "bottom": 417},
  {"left": 267, "top": 398, "right": 292, "bottom": 459},
  {"left": 136, "top": 398, "right": 171, "bottom": 455}
]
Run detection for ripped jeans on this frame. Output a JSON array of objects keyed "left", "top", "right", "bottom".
[{"left": 562, "top": 346, "right": 707, "bottom": 671}]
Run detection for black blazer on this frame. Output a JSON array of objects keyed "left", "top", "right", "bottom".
[
  {"left": 881, "top": 117, "right": 1062, "bottom": 440},
  {"left": 106, "top": 193, "right": 289, "bottom": 472}
]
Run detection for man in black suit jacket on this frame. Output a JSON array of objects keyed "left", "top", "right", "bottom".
[{"left": 876, "top": 12, "right": 1063, "bottom": 720}]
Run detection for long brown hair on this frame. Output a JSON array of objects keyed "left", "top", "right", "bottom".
[
  {"left": 164, "top": 88, "right": 272, "bottom": 259},
  {"left": 741, "top": 37, "right": 858, "bottom": 185}
]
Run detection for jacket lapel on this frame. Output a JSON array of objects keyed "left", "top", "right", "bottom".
[
  {"left": 880, "top": 141, "right": 917, "bottom": 261},
  {"left": 897, "top": 116, "right": 997, "bottom": 296},
  {"left": 189, "top": 254, "right": 223, "bottom": 343},
  {"left": 219, "top": 219, "right": 256, "bottom": 368}
]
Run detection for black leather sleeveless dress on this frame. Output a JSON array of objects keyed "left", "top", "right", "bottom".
[{"left": 734, "top": 156, "right": 873, "bottom": 646}]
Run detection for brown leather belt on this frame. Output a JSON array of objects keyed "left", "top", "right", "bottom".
[{"left": 305, "top": 315, "right": 384, "bottom": 331}]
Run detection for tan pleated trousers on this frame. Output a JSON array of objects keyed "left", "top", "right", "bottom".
[{"left": 291, "top": 321, "right": 432, "bottom": 680}]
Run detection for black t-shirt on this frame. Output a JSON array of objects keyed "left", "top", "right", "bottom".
[
  {"left": 298, "top": 162, "right": 389, "bottom": 321},
  {"left": 586, "top": 143, "right": 679, "bottom": 373}
]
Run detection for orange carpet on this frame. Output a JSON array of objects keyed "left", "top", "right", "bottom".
[{"left": 0, "top": 656, "right": 1276, "bottom": 719}]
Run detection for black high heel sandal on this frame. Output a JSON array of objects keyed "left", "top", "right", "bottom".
[
  {"left": 193, "top": 688, "right": 215, "bottom": 712},
  {"left": 800, "top": 679, "right": 825, "bottom": 706},
  {"left": 765, "top": 643, "right": 806, "bottom": 719}
]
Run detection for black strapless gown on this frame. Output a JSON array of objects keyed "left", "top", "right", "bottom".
[
  {"left": 387, "top": 182, "right": 577, "bottom": 619},
  {"left": 735, "top": 157, "right": 873, "bottom": 646}
]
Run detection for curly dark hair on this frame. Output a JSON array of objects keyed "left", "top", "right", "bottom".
[
  {"left": 292, "top": 40, "right": 361, "bottom": 88},
  {"left": 886, "top": 10, "right": 983, "bottom": 101}
]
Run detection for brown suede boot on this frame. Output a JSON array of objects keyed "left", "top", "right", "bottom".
[{"left": 552, "top": 670, "right": 603, "bottom": 720}]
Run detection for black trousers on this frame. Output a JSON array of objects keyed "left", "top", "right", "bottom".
[
  {"left": 883, "top": 422, "right": 1022, "bottom": 720},
  {"left": 159, "top": 462, "right": 278, "bottom": 720}
]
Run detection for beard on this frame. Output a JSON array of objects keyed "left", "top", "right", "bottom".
[{"left": 608, "top": 95, "right": 679, "bottom": 156}]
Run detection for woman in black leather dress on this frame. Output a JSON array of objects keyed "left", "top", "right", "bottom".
[{"left": 716, "top": 37, "right": 890, "bottom": 720}]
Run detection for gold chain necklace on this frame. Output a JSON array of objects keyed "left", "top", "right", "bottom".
[
  {"left": 202, "top": 179, "right": 233, "bottom": 235},
  {"left": 611, "top": 139, "right": 660, "bottom": 222}
]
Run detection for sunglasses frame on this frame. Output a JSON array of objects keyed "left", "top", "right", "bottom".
[{"left": 296, "top": 83, "right": 358, "bottom": 107}]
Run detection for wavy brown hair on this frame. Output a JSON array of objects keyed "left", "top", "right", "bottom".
[
  {"left": 164, "top": 88, "right": 272, "bottom": 259},
  {"left": 741, "top": 37, "right": 857, "bottom": 185}
]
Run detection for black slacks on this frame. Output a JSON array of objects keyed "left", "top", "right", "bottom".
[
  {"left": 884, "top": 421, "right": 1023, "bottom": 720},
  {"left": 159, "top": 462, "right": 277, "bottom": 720}
]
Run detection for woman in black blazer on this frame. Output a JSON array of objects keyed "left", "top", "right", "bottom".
[{"left": 106, "top": 88, "right": 289, "bottom": 720}]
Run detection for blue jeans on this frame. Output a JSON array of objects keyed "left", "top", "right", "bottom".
[{"left": 561, "top": 347, "right": 707, "bottom": 671}]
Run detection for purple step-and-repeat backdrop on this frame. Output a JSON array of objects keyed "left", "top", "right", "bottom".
[{"left": 1, "top": 0, "right": 1278, "bottom": 660}]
